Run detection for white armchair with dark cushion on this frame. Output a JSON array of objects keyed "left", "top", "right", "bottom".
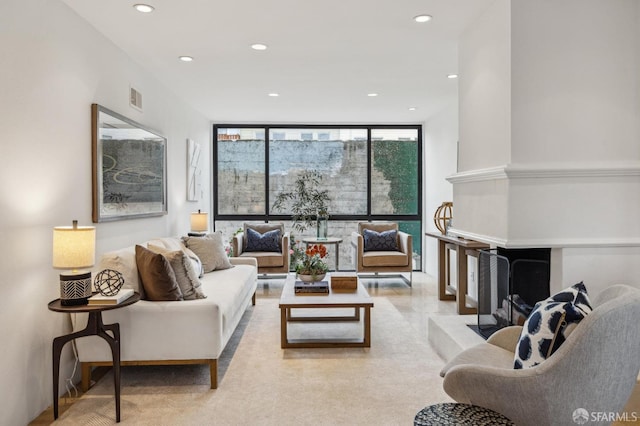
[
  {"left": 351, "top": 222, "right": 412, "bottom": 285},
  {"left": 233, "top": 222, "right": 289, "bottom": 275},
  {"left": 440, "top": 284, "right": 640, "bottom": 426}
]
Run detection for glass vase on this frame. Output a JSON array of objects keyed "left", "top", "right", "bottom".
[{"left": 316, "top": 213, "right": 328, "bottom": 240}]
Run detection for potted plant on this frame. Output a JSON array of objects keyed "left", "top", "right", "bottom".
[
  {"left": 295, "top": 244, "right": 329, "bottom": 282},
  {"left": 272, "top": 170, "right": 330, "bottom": 234}
]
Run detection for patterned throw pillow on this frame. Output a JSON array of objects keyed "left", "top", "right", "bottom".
[
  {"left": 245, "top": 228, "right": 281, "bottom": 252},
  {"left": 363, "top": 229, "right": 399, "bottom": 252},
  {"left": 514, "top": 282, "right": 592, "bottom": 369}
]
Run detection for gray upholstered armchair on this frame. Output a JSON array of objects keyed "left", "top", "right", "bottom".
[
  {"left": 233, "top": 222, "right": 289, "bottom": 275},
  {"left": 351, "top": 222, "right": 413, "bottom": 285},
  {"left": 440, "top": 284, "right": 640, "bottom": 426}
]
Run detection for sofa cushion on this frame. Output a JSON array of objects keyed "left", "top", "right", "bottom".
[
  {"left": 148, "top": 243, "right": 206, "bottom": 300},
  {"left": 239, "top": 251, "right": 284, "bottom": 268},
  {"left": 245, "top": 228, "right": 281, "bottom": 252},
  {"left": 135, "top": 245, "right": 183, "bottom": 301},
  {"left": 514, "top": 282, "right": 592, "bottom": 369},
  {"left": 182, "top": 232, "right": 233, "bottom": 273},
  {"left": 362, "top": 251, "right": 408, "bottom": 267},
  {"left": 363, "top": 228, "right": 399, "bottom": 252}
]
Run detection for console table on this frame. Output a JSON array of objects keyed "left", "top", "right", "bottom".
[
  {"left": 48, "top": 292, "right": 140, "bottom": 422},
  {"left": 425, "top": 232, "right": 488, "bottom": 315}
]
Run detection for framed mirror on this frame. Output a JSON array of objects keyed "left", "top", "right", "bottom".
[{"left": 92, "top": 104, "right": 167, "bottom": 222}]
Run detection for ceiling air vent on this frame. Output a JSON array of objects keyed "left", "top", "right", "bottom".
[{"left": 129, "top": 86, "right": 142, "bottom": 111}]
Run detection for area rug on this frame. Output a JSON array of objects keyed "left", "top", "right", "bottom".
[{"left": 57, "top": 297, "right": 452, "bottom": 425}]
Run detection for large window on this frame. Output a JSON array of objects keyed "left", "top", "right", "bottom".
[
  {"left": 268, "top": 128, "right": 368, "bottom": 215},
  {"left": 213, "top": 125, "right": 422, "bottom": 270},
  {"left": 216, "top": 128, "right": 265, "bottom": 215}
]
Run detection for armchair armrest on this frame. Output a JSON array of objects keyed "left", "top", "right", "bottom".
[
  {"left": 233, "top": 232, "right": 244, "bottom": 256},
  {"left": 282, "top": 232, "right": 290, "bottom": 267},
  {"left": 351, "top": 231, "right": 364, "bottom": 269},
  {"left": 397, "top": 231, "right": 412, "bottom": 257},
  {"left": 486, "top": 325, "right": 523, "bottom": 352},
  {"left": 443, "top": 364, "right": 547, "bottom": 425}
]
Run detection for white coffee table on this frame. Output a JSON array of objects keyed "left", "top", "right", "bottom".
[{"left": 279, "top": 274, "right": 374, "bottom": 348}]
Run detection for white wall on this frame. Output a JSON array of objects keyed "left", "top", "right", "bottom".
[
  {"left": 0, "top": 1, "right": 210, "bottom": 424},
  {"left": 506, "top": 0, "right": 640, "bottom": 245},
  {"left": 423, "top": 104, "right": 458, "bottom": 276},
  {"left": 453, "top": 0, "right": 512, "bottom": 239},
  {"left": 452, "top": 0, "right": 640, "bottom": 298},
  {"left": 511, "top": 0, "right": 639, "bottom": 165},
  {"left": 554, "top": 247, "right": 640, "bottom": 296},
  {"left": 458, "top": 0, "right": 511, "bottom": 172}
]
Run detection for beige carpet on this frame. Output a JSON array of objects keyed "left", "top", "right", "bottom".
[{"left": 57, "top": 297, "right": 452, "bottom": 425}]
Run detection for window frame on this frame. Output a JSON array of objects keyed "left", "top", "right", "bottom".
[{"left": 213, "top": 124, "right": 423, "bottom": 266}]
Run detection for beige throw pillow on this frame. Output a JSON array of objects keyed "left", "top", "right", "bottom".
[
  {"left": 182, "top": 231, "right": 233, "bottom": 273},
  {"left": 135, "top": 245, "right": 183, "bottom": 301},
  {"left": 98, "top": 246, "right": 144, "bottom": 298},
  {"left": 182, "top": 246, "right": 204, "bottom": 278},
  {"left": 147, "top": 244, "right": 206, "bottom": 300}
]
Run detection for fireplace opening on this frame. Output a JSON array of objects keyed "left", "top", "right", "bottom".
[{"left": 476, "top": 248, "right": 551, "bottom": 338}]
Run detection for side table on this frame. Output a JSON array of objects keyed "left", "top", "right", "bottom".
[
  {"left": 301, "top": 237, "right": 343, "bottom": 271},
  {"left": 48, "top": 292, "right": 140, "bottom": 422}
]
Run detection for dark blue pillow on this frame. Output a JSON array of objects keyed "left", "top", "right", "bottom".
[
  {"left": 363, "top": 229, "right": 398, "bottom": 252},
  {"left": 245, "top": 228, "right": 281, "bottom": 252}
]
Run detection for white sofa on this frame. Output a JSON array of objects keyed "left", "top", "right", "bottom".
[{"left": 73, "top": 237, "right": 258, "bottom": 390}]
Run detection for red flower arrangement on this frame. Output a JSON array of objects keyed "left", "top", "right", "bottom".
[{"left": 295, "top": 244, "right": 329, "bottom": 277}]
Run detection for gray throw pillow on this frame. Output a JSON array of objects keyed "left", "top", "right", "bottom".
[
  {"left": 245, "top": 228, "right": 281, "bottom": 252},
  {"left": 182, "top": 231, "right": 233, "bottom": 273},
  {"left": 363, "top": 229, "right": 398, "bottom": 252}
]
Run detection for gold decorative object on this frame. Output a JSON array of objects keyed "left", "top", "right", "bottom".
[{"left": 434, "top": 202, "right": 453, "bottom": 235}]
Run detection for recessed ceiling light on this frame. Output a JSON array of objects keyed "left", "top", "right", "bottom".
[
  {"left": 413, "top": 14, "right": 432, "bottom": 23},
  {"left": 367, "top": 93, "right": 378, "bottom": 97},
  {"left": 251, "top": 43, "right": 268, "bottom": 51},
  {"left": 408, "top": 107, "right": 417, "bottom": 111},
  {"left": 133, "top": 4, "right": 154, "bottom": 13},
  {"left": 268, "top": 93, "right": 279, "bottom": 97},
  {"left": 179, "top": 56, "right": 194, "bottom": 62},
  {"left": 447, "top": 74, "right": 458, "bottom": 79}
]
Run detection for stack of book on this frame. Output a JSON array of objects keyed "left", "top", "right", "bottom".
[
  {"left": 294, "top": 281, "right": 329, "bottom": 295},
  {"left": 330, "top": 273, "right": 358, "bottom": 292},
  {"left": 88, "top": 288, "right": 134, "bottom": 305}
]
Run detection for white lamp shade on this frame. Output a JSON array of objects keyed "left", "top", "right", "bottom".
[
  {"left": 53, "top": 224, "right": 96, "bottom": 269},
  {"left": 190, "top": 211, "right": 209, "bottom": 232}
]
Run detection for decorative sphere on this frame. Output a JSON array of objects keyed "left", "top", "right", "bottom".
[
  {"left": 94, "top": 269, "right": 125, "bottom": 296},
  {"left": 434, "top": 201, "right": 453, "bottom": 235}
]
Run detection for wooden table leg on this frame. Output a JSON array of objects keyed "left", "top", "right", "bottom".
[
  {"left": 280, "top": 307, "right": 288, "bottom": 348},
  {"left": 456, "top": 246, "right": 476, "bottom": 315},
  {"left": 363, "top": 307, "right": 371, "bottom": 347},
  {"left": 438, "top": 240, "right": 455, "bottom": 301}
]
